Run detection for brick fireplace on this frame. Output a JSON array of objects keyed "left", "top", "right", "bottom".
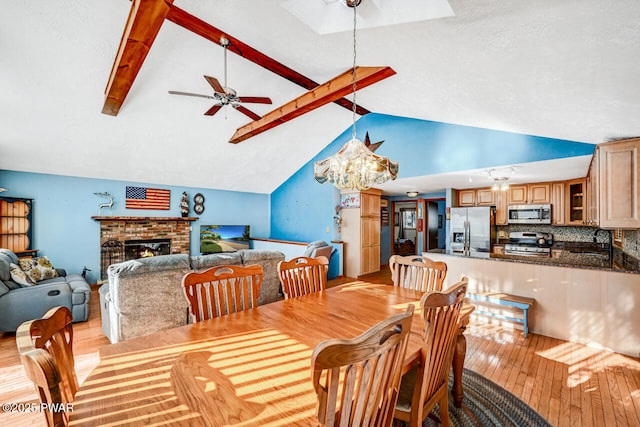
[{"left": 93, "top": 216, "right": 196, "bottom": 281}]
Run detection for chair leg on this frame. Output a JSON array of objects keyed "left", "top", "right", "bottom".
[{"left": 440, "top": 393, "right": 450, "bottom": 427}]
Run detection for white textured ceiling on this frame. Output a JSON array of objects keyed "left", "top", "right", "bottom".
[{"left": 1, "top": 0, "right": 639, "bottom": 195}]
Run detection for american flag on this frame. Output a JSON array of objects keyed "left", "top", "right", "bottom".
[{"left": 125, "top": 186, "right": 171, "bottom": 210}]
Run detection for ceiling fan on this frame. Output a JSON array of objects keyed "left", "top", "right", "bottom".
[{"left": 168, "top": 37, "right": 272, "bottom": 120}]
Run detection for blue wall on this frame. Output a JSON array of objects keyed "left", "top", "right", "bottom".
[
  {"left": 270, "top": 113, "right": 595, "bottom": 267},
  {"left": 0, "top": 170, "right": 270, "bottom": 284},
  {"left": 2, "top": 114, "right": 596, "bottom": 282}
]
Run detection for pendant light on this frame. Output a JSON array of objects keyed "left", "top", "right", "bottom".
[{"left": 313, "top": 0, "right": 398, "bottom": 191}]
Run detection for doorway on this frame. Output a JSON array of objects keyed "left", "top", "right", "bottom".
[{"left": 390, "top": 198, "right": 445, "bottom": 256}]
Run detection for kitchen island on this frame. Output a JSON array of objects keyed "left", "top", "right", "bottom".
[{"left": 425, "top": 252, "right": 640, "bottom": 357}]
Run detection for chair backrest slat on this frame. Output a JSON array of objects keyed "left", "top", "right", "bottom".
[
  {"left": 20, "top": 349, "right": 68, "bottom": 427},
  {"left": 311, "top": 305, "right": 414, "bottom": 426},
  {"left": 420, "top": 282, "right": 466, "bottom": 397},
  {"left": 16, "top": 306, "right": 77, "bottom": 427},
  {"left": 278, "top": 256, "right": 329, "bottom": 299},
  {"left": 182, "top": 264, "right": 263, "bottom": 322},
  {"left": 389, "top": 255, "right": 447, "bottom": 292}
]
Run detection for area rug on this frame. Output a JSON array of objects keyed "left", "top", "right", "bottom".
[{"left": 421, "top": 368, "right": 553, "bottom": 427}]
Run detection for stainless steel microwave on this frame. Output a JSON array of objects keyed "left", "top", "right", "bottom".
[{"left": 507, "top": 204, "right": 552, "bottom": 224}]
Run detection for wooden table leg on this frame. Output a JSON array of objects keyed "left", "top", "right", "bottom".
[{"left": 452, "top": 325, "right": 467, "bottom": 408}]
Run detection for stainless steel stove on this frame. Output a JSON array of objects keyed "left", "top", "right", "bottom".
[{"left": 504, "top": 232, "right": 553, "bottom": 257}]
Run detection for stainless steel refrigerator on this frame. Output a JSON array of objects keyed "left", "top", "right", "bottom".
[{"left": 448, "top": 206, "right": 495, "bottom": 258}]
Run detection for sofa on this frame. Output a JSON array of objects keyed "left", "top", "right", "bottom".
[
  {"left": 100, "top": 249, "right": 285, "bottom": 343},
  {"left": 0, "top": 249, "right": 91, "bottom": 332}
]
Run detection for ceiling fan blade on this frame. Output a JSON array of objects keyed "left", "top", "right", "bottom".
[
  {"left": 237, "top": 96, "right": 272, "bottom": 104},
  {"left": 169, "top": 90, "right": 215, "bottom": 100},
  {"left": 204, "top": 75, "right": 225, "bottom": 93},
  {"left": 204, "top": 104, "right": 223, "bottom": 116},
  {"left": 233, "top": 105, "right": 261, "bottom": 121}
]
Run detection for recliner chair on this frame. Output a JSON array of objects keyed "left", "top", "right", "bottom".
[
  {"left": 0, "top": 249, "right": 91, "bottom": 332},
  {"left": 303, "top": 240, "right": 334, "bottom": 260}
]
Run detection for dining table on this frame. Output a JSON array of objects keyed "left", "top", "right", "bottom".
[{"left": 69, "top": 281, "right": 473, "bottom": 426}]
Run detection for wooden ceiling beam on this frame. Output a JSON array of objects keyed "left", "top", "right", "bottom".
[
  {"left": 229, "top": 66, "right": 395, "bottom": 144},
  {"left": 102, "top": 1, "right": 372, "bottom": 119},
  {"left": 165, "top": 5, "right": 370, "bottom": 115},
  {"left": 102, "top": 0, "right": 174, "bottom": 116}
]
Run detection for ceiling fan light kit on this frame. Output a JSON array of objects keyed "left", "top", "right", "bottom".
[{"left": 314, "top": 0, "right": 399, "bottom": 191}]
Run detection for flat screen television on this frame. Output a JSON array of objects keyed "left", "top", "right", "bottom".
[{"left": 200, "top": 225, "right": 250, "bottom": 254}]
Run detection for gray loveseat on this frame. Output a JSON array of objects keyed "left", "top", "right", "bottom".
[
  {"left": 0, "top": 249, "right": 91, "bottom": 332},
  {"left": 100, "top": 249, "right": 285, "bottom": 343}
]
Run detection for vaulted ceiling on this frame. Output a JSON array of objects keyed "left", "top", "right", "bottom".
[{"left": 2, "top": 0, "right": 639, "bottom": 194}]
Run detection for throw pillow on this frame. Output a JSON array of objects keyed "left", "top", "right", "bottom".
[
  {"left": 18, "top": 256, "right": 59, "bottom": 282},
  {"left": 10, "top": 263, "right": 36, "bottom": 287}
]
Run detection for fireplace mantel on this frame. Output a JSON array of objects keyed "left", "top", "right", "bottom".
[{"left": 92, "top": 216, "right": 198, "bottom": 222}]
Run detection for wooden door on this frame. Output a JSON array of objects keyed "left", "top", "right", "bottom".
[
  {"left": 495, "top": 190, "right": 508, "bottom": 225},
  {"left": 476, "top": 188, "right": 496, "bottom": 206},
  {"left": 565, "top": 179, "right": 586, "bottom": 225},
  {"left": 361, "top": 216, "right": 380, "bottom": 275},
  {"left": 529, "top": 183, "right": 551, "bottom": 204},
  {"left": 458, "top": 190, "right": 476, "bottom": 206},
  {"left": 551, "top": 182, "right": 565, "bottom": 225},
  {"left": 587, "top": 150, "right": 599, "bottom": 226},
  {"left": 598, "top": 138, "right": 640, "bottom": 228},
  {"left": 360, "top": 189, "right": 381, "bottom": 275},
  {"left": 508, "top": 185, "right": 528, "bottom": 204}
]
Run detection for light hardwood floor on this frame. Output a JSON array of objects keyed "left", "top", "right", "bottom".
[{"left": 1, "top": 272, "right": 639, "bottom": 427}]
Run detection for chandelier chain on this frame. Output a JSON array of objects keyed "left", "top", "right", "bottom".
[{"left": 351, "top": 2, "right": 357, "bottom": 140}]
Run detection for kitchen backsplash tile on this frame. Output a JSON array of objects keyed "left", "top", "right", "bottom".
[{"left": 498, "top": 224, "right": 640, "bottom": 259}]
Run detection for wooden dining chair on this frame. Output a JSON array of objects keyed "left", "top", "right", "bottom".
[
  {"left": 393, "top": 278, "right": 468, "bottom": 427},
  {"left": 311, "top": 304, "right": 415, "bottom": 427},
  {"left": 182, "top": 264, "right": 263, "bottom": 322},
  {"left": 16, "top": 306, "right": 77, "bottom": 427},
  {"left": 277, "top": 256, "right": 329, "bottom": 299},
  {"left": 16, "top": 306, "right": 78, "bottom": 405},
  {"left": 388, "top": 255, "right": 447, "bottom": 292},
  {"left": 20, "top": 349, "right": 68, "bottom": 427}
]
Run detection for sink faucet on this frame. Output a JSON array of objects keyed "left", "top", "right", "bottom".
[{"left": 593, "top": 228, "right": 613, "bottom": 268}]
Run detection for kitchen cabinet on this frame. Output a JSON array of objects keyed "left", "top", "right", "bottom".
[
  {"left": 457, "top": 188, "right": 505, "bottom": 224},
  {"left": 458, "top": 188, "right": 495, "bottom": 207},
  {"left": 476, "top": 188, "right": 496, "bottom": 206},
  {"left": 458, "top": 189, "right": 476, "bottom": 206},
  {"left": 342, "top": 188, "right": 381, "bottom": 277},
  {"left": 508, "top": 183, "right": 551, "bottom": 205},
  {"left": 587, "top": 149, "right": 599, "bottom": 226},
  {"left": 597, "top": 138, "right": 640, "bottom": 228},
  {"left": 507, "top": 185, "right": 527, "bottom": 204},
  {"left": 551, "top": 182, "right": 565, "bottom": 225},
  {"left": 494, "top": 190, "right": 508, "bottom": 225},
  {"left": 565, "top": 179, "right": 586, "bottom": 225}
]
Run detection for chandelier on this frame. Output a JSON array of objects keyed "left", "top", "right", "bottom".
[{"left": 313, "top": 0, "right": 398, "bottom": 191}]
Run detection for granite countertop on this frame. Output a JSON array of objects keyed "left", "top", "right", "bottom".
[
  {"left": 489, "top": 252, "right": 614, "bottom": 271},
  {"left": 482, "top": 241, "right": 639, "bottom": 274}
]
